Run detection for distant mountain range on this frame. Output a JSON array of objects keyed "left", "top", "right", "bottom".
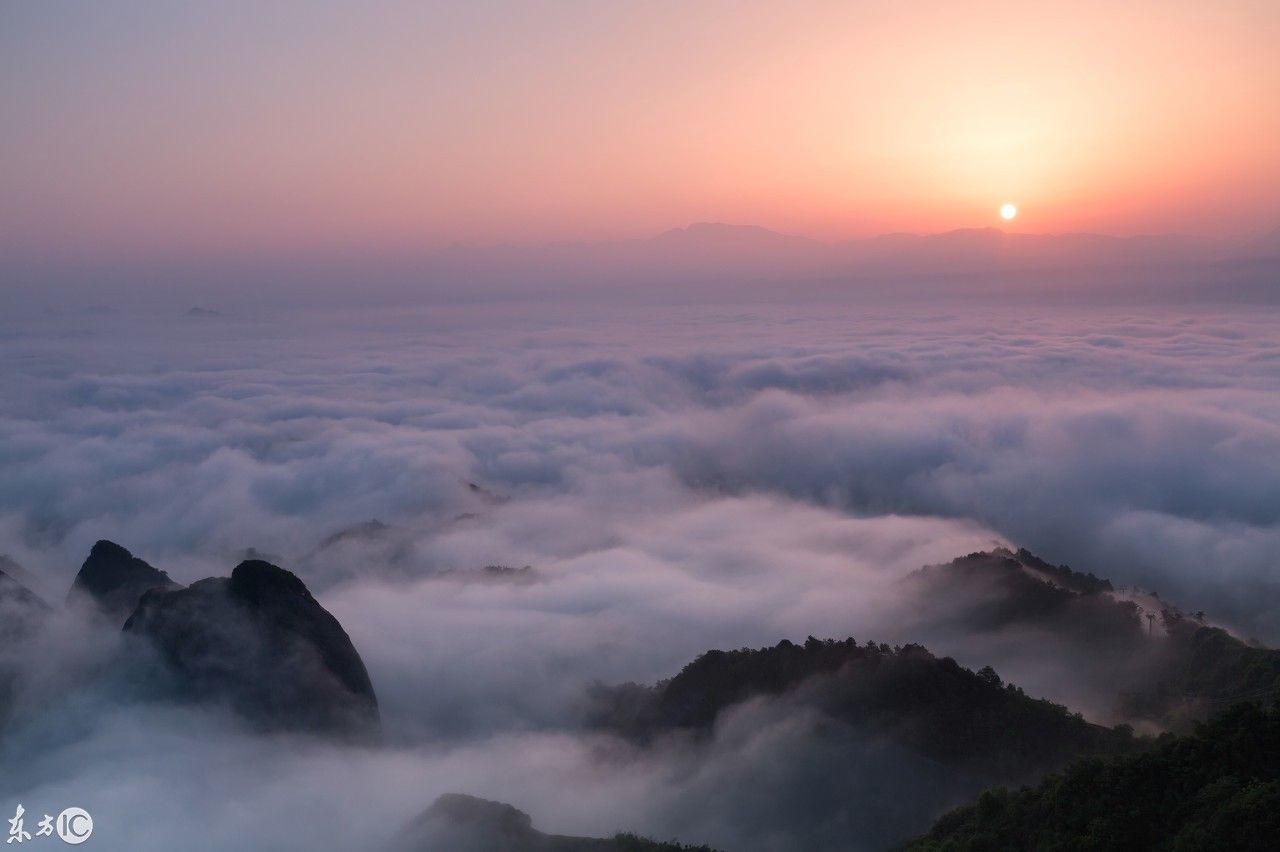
[
  {"left": 10, "top": 222, "right": 1277, "bottom": 308},
  {"left": 414, "top": 222, "right": 1280, "bottom": 302},
  {"left": 439, "top": 222, "right": 1230, "bottom": 271}
]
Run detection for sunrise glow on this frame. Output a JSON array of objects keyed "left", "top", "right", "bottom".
[
  {"left": 4, "top": 4, "right": 1280, "bottom": 850},
  {"left": 2, "top": 1, "right": 1278, "bottom": 260}
]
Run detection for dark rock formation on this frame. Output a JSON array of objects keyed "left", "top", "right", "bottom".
[
  {"left": 67, "top": 540, "right": 180, "bottom": 624},
  {"left": 393, "top": 794, "right": 716, "bottom": 852},
  {"left": 123, "top": 559, "right": 378, "bottom": 737}
]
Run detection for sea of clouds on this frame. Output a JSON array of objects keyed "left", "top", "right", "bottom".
[{"left": 1, "top": 297, "right": 1278, "bottom": 850}]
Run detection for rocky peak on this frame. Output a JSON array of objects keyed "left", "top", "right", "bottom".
[
  {"left": 230, "top": 559, "right": 312, "bottom": 603},
  {"left": 123, "top": 558, "right": 378, "bottom": 737},
  {"left": 67, "top": 540, "right": 180, "bottom": 623}
]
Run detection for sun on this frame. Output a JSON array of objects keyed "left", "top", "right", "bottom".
[{"left": 1000, "top": 203, "right": 1018, "bottom": 221}]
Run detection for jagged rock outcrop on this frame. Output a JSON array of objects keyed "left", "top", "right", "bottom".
[
  {"left": 67, "top": 540, "right": 180, "bottom": 624},
  {"left": 123, "top": 559, "right": 379, "bottom": 737},
  {"left": 393, "top": 794, "right": 715, "bottom": 852}
]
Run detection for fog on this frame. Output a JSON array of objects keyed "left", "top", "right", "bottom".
[{"left": 1, "top": 295, "right": 1278, "bottom": 849}]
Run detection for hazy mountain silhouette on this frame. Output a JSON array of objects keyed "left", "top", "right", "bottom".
[
  {"left": 0, "top": 557, "right": 48, "bottom": 625},
  {"left": 414, "top": 222, "right": 1268, "bottom": 303},
  {"left": 392, "top": 794, "right": 718, "bottom": 852},
  {"left": 0, "top": 567, "right": 47, "bottom": 640},
  {"left": 903, "top": 548, "right": 1144, "bottom": 651},
  {"left": 318, "top": 518, "right": 392, "bottom": 549},
  {"left": 904, "top": 547, "right": 1280, "bottom": 728},
  {"left": 0, "top": 559, "right": 49, "bottom": 730}
]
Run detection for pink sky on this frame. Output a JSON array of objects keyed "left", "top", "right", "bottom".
[{"left": 2, "top": 0, "right": 1278, "bottom": 262}]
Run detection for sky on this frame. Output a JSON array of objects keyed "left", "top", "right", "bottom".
[{"left": 3, "top": 0, "right": 1279, "bottom": 271}]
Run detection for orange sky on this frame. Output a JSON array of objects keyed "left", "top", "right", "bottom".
[{"left": 2, "top": 0, "right": 1278, "bottom": 260}]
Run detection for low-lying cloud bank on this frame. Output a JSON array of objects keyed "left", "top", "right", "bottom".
[
  {"left": 2, "top": 302, "right": 1276, "bottom": 633},
  {"left": 1, "top": 299, "right": 1278, "bottom": 849}
]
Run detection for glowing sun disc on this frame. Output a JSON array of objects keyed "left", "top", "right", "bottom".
[{"left": 1000, "top": 203, "right": 1018, "bottom": 220}]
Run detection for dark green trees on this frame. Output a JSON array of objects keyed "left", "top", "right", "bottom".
[{"left": 905, "top": 702, "right": 1280, "bottom": 851}]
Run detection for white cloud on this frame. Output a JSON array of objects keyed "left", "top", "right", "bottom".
[{"left": 1, "top": 300, "right": 1278, "bottom": 849}]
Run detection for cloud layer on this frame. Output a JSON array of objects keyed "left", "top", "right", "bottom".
[{"left": 1, "top": 299, "right": 1278, "bottom": 849}]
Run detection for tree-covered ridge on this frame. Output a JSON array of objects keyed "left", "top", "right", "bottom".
[
  {"left": 907, "top": 547, "right": 1280, "bottom": 729},
  {"left": 1122, "top": 615, "right": 1280, "bottom": 728},
  {"left": 904, "top": 702, "right": 1280, "bottom": 851},
  {"left": 612, "top": 835, "right": 719, "bottom": 852},
  {"left": 1005, "top": 547, "right": 1115, "bottom": 595},
  {"left": 904, "top": 548, "right": 1142, "bottom": 645},
  {"left": 590, "top": 636, "right": 1137, "bottom": 778}
]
